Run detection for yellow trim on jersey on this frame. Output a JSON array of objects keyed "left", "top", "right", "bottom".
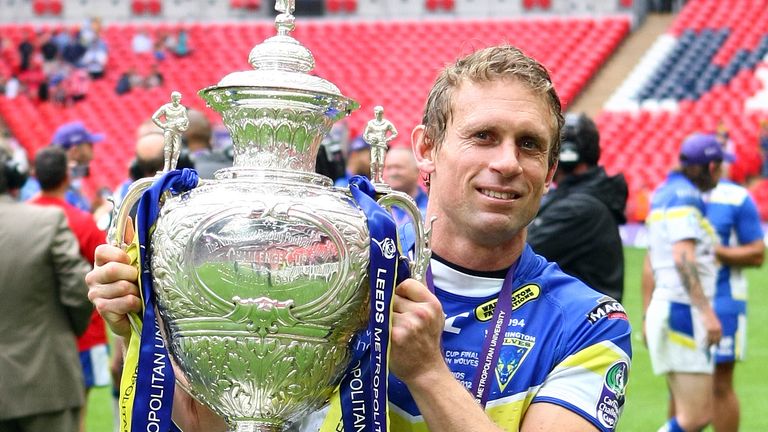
[
  {"left": 668, "top": 331, "right": 696, "bottom": 349},
  {"left": 647, "top": 206, "right": 699, "bottom": 223},
  {"left": 647, "top": 206, "right": 717, "bottom": 243},
  {"left": 556, "top": 342, "right": 625, "bottom": 375}
]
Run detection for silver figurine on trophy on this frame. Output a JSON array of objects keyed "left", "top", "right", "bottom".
[{"left": 109, "top": 0, "right": 431, "bottom": 430}]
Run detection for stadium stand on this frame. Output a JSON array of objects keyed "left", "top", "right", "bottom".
[
  {"left": 600, "top": 0, "right": 768, "bottom": 221},
  {"left": 0, "top": 17, "right": 629, "bottom": 199}
]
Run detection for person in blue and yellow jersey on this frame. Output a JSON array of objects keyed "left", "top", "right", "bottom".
[
  {"left": 644, "top": 133, "right": 726, "bottom": 432},
  {"left": 87, "top": 45, "right": 632, "bottom": 432}
]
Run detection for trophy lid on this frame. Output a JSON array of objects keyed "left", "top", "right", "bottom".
[{"left": 204, "top": 0, "right": 343, "bottom": 97}]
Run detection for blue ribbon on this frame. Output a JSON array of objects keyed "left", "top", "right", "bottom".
[
  {"left": 339, "top": 176, "right": 408, "bottom": 432},
  {"left": 133, "top": 169, "right": 198, "bottom": 432}
]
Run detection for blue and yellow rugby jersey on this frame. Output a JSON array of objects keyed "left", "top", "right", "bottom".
[
  {"left": 647, "top": 171, "right": 718, "bottom": 303},
  {"left": 385, "top": 245, "right": 632, "bottom": 432},
  {"left": 705, "top": 180, "right": 764, "bottom": 311}
]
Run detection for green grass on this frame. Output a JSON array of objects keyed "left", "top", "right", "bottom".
[{"left": 85, "top": 247, "right": 768, "bottom": 431}]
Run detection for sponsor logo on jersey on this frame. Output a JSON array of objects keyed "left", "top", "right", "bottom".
[
  {"left": 495, "top": 333, "right": 535, "bottom": 392},
  {"left": 474, "top": 284, "right": 541, "bottom": 322},
  {"left": 587, "top": 297, "right": 627, "bottom": 324},
  {"left": 596, "top": 360, "right": 628, "bottom": 430}
]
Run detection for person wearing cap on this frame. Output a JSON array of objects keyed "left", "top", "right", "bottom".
[
  {"left": 20, "top": 121, "right": 103, "bottom": 212},
  {"left": 528, "top": 112, "right": 628, "bottom": 303},
  {"left": 334, "top": 135, "right": 371, "bottom": 188},
  {"left": 643, "top": 133, "right": 724, "bottom": 432},
  {"left": 643, "top": 135, "right": 764, "bottom": 432}
]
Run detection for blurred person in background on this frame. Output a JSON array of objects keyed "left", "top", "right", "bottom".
[
  {"left": 383, "top": 146, "right": 428, "bottom": 251},
  {"left": 183, "top": 109, "right": 231, "bottom": 179},
  {"left": 315, "top": 121, "right": 348, "bottom": 182},
  {"left": 0, "top": 142, "right": 92, "bottom": 432},
  {"left": 701, "top": 152, "right": 764, "bottom": 432},
  {"left": 334, "top": 135, "right": 370, "bottom": 187},
  {"left": 20, "top": 121, "right": 103, "bottom": 212},
  {"left": 644, "top": 133, "right": 724, "bottom": 432},
  {"left": 29, "top": 147, "right": 112, "bottom": 432},
  {"left": 528, "top": 112, "right": 628, "bottom": 303}
]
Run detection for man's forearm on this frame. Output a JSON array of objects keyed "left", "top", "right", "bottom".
[
  {"left": 675, "top": 250, "right": 710, "bottom": 311},
  {"left": 406, "top": 363, "right": 504, "bottom": 432},
  {"left": 715, "top": 240, "right": 765, "bottom": 267}
]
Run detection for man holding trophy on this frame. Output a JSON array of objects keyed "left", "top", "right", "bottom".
[{"left": 87, "top": 5, "right": 631, "bottom": 430}]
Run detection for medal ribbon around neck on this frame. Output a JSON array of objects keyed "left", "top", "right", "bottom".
[{"left": 425, "top": 261, "right": 517, "bottom": 407}]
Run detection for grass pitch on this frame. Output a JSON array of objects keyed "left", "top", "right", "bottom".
[{"left": 85, "top": 247, "right": 768, "bottom": 431}]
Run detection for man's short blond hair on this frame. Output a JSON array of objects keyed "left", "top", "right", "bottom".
[{"left": 421, "top": 45, "right": 564, "bottom": 168}]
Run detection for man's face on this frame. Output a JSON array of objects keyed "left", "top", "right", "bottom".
[
  {"left": 422, "top": 78, "right": 556, "bottom": 247},
  {"left": 68, "top": 142, "right": 93, "bottom": 166},
  {"left": 349, "top": 148, "right": 371, "bottom": 177},
  {"left": 384, "top": 149, "right": 419, "bottom": 194}
]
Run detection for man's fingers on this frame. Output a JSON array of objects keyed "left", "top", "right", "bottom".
[
  {"left": 88, "top": 278, "right": 140, "bottom": 302},
  {"left": 395, "top": 278, "right": 436, "bottom": 303},
  {"left": 86, "top": 260, "right": 138, "bottom": 286},
  {"left": 94, "top": 244, "right": 133, "bottom": 267}
]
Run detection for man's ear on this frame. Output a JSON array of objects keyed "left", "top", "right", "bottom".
[
  {"left": 545, "top": 160, "right": 558, "bottom": 192},
  {"left": 412, "top": 125, "right": 435, "bottom": 175}
]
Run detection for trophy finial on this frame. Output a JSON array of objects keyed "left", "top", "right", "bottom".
[
  {"left": 363, "top": 105, "right": 399, "bottom": 184},
  {"left": 274, "top": 0, "right": 296, "bottom": 36},
  {"left": 152, "top": 91, "right": 189, "bottom": 173}
]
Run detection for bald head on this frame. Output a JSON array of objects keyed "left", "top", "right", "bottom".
[
  {"left": 384, "top": 147, "right": 420, "bottom": 197},
  {"left": 132, "top": 132, "right": 165, "bottom": 179},
  {"left": 136, "top": 132, "right": 164, "bottom": 160}
]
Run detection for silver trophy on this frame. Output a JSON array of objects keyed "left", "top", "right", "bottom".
[{"left": 109, "top": 1, "right": 431, "bottom": 431}]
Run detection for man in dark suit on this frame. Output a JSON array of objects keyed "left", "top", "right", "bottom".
[{"left": 0, "top": 144, "right": 93, "bottom": 432}]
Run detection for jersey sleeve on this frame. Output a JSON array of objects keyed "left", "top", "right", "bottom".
[
  {"left": 662, "top": 190, "right": 707, "bottom": 244},
  {"left": 532, "top": 296, "right": 632, "bottom": 432},
  {"left": 735, "top": 195, "right": 764, "bottom": 244}
]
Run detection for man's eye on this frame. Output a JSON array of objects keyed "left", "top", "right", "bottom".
[
  {"left": 520, "top": 138, "right": 539, "bottom": 150},
  {"left": 474, "top": 131, "right": 491, "bottom": 141}
]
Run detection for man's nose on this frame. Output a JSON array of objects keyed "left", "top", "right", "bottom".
[{"left": 488, "top": 143, "right": 522, "bottom": 177}]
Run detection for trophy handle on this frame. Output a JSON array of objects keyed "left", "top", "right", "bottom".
[
  {"left": 107, "top": 177, "right": 157, "bottom": 249},
  {"left": 375, "top": 189, "right": 435, "bottom": 282}
]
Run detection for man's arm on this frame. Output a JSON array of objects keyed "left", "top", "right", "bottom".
[
  {"left": 672, "top": 239, "right": 721, "bottom": 345},
  {"left": 641, "top": 252, "right": 654, "bottom": 345},
  {"left": 520, "top": 402, "right": 600, "bottom": 432},
  {"left": 715, "top": 239, "right": 765, "bottom": 267}
]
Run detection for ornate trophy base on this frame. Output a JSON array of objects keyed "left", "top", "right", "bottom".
[{"left": 231, "top": 421, "right": 284, "bottom": 432}]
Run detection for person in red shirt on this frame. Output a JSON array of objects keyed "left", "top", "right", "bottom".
[{"left": 29, "top": 147, "right": 110, "bottom": 432}]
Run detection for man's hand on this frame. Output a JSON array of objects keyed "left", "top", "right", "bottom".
[
  {"left": 85, "top": 222, "right": 141, "bottom": 339},
  {"left": 389, "top": 278, "right": 447, "bottom": 385},
  {"left": 700, "top": 307, "right": 722, "bottom": 347}
]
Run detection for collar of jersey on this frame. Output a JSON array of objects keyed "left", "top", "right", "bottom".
[{"left": 431, "top": 254, "right": 508, "bottom": 298}]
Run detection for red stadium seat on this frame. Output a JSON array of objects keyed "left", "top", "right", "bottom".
[
  {"left": 0, "top": 18, "right": 630, "bottom": 201},
  {"left": 131, "top": 0, "right": 145, "bottom": 14},
  {"left": 147, "top": 0, "right": 162, "bottom": 14}
]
